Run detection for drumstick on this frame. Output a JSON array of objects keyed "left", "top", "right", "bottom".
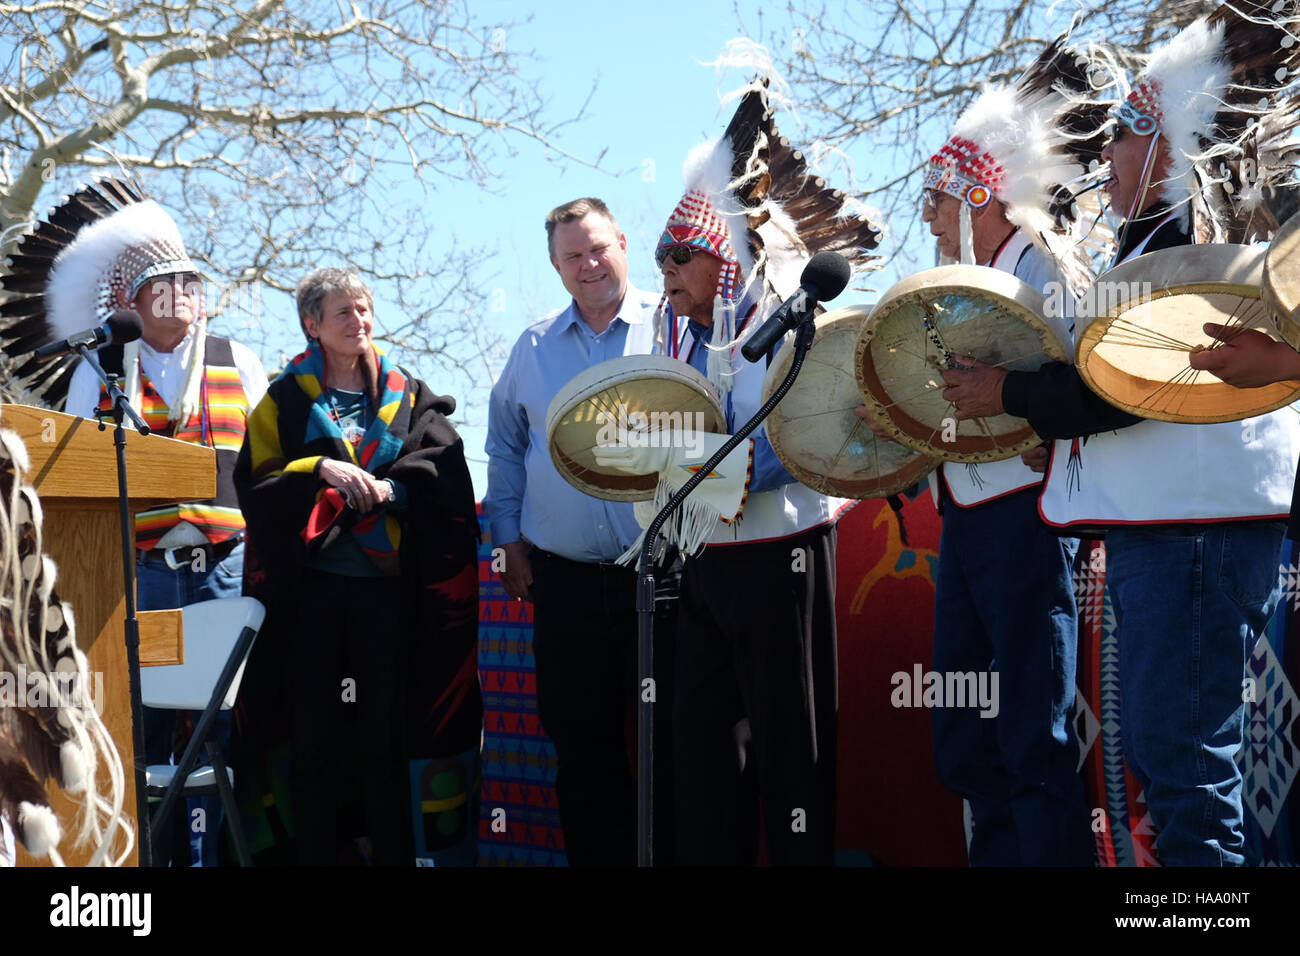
[
  {"left": 781, "top": 404, "right": 881, "bottom": 422},
  {"left": 916, "top": 297, "right": 961, "bottom": 370}
]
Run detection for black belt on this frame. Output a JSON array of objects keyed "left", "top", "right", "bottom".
[
  {"left": 531, "top": 547, "right": 629, "bottom": 572},
  {"left": 139, "top": 533, "right": 244, "bottom": 569}
]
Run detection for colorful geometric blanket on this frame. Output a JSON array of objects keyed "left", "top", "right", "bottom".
[{"left": 476, "top": 509, "right": 566, "bottom": 866}]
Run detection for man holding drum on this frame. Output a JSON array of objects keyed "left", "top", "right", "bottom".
[
  {"left": 902, "top": 44, "right": 1099, "bottom": 866},
  {"left": 941, "top": 2, "right": 1300, "bottom": 866},
  {"left": 483, "top": 197, "right": 677, "bottom": 866},
  {"left": 595, "top": 79, "right": 882, "bottom": 865}
]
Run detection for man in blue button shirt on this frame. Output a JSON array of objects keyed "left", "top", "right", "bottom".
[{"left": 483, "top": 197, "right": 676, "bottom": 865}]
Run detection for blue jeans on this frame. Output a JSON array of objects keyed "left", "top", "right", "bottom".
[
  {"left": 138, "top": 542, "right": 244, "bottom": 866},
  {"left": 1107, "top": 522, "right": 1285, "bottom": 867},
  {"left": 932, "top": 489, "right": 1093, "bottom": 865}
]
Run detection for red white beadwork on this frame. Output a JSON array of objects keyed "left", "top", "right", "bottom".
[{"left": 924, "top": 135, "right": 1008, "bottom": 208}]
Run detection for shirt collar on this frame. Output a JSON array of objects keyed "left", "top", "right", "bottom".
[
  {"left": 560, "top": 286, "right": 646, "bottom": 334},
  {"left": 139, "top": 324, "right": 197, "bottom": 364},
  {"left": 1116, "top": 200, "right": 1183, "bottom": 261}
]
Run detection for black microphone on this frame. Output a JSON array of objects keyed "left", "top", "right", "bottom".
[
  {"left": 741, "top": 252, "right": 852, "bottom": 363},
  {"left": 33, "top": 310, "right": 143, "bottom": 359}
]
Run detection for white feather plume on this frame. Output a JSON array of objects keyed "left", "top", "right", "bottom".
[
  {"left": 1143, "top": 18, "right": 1232, "bottom": 227},
  {"left": 45, "top": 200, "right": 187, "bottom": 339},
  {"left": 17, "top": 801, "right": 60, "bottom": 858},
  {"left": 945, "top": 80, "right": 1096, "bottom": 286},
  {"left": 679, "top": 137, "right": 758, "bottom": 282}
]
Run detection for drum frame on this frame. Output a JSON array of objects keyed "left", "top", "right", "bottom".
[
  {"left": 855, "top": 264, "right": 1069, "bottom": 463},
  {"left": 1078, "top": 243, "right": 1300, "bottom": 424},
  {"left": 545, "top": 354, "right": 728, "bottom": 502},
  {"left": 763, "top": 304, "right": 938, "bottom": 497}
]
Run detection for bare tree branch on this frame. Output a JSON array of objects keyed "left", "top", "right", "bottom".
[
  {"left": 0, "top": 0, "right": 594, "bottom": 409},
  {"left": 761, "top": 0, "right": 1214, "bottom": 270}
]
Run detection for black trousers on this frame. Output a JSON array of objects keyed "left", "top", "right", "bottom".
[
  {"left": 530, "top": 548, "right": 678, "bottom": 866},
  {"left": 673, "top": 524, "right": 839, "bottom": 865},
  {"left": 290, "top": 570, "right": 412, "bottom": 865}
]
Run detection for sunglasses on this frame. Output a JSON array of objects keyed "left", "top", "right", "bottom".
[
  {"left": 152, "top": 271, "right": 203, "bottom": 289},
  {"left": 655, "top": 244, "right": 696, "bottom": 267}
]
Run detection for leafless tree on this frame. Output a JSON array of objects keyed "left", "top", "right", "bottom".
[
  {"left": 0, "top": 0, "right": 589, "bottom": 406},
  {"left": 752, "top": 0, "right": 1218, "bottom": 270}
]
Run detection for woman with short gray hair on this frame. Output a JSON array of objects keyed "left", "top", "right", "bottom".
[
  {"left": 294, "top": 268, "right": 375, "bottom": 341},
  {"left": 234, "top": 268, "right": 480, "bottom": 865}
]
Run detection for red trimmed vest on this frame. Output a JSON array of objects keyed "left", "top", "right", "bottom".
[{"left": 97, "top": 336, "right": 250, "bottom": 550}]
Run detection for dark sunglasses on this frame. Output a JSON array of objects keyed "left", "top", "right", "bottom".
[
  {"left": 153, "top": 271, "right": 203, "bottom": 289},
  {"left": 655, "top": 244, "right": 696, "bottom": 267}
]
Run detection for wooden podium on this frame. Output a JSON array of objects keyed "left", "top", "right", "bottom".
[{"left": 2, "top": 405, "right": 215, "bottom": 867}]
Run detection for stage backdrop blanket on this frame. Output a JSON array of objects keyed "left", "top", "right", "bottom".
[{"left": 477, "top": 508, "right": 566, "bottom": 866}]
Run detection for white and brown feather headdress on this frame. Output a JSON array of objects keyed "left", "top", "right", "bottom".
[
  {"left": 654, "top": 49, "right": 886, "bottom": 397},
  {"left": 0, "top": 424, "right": 131, "bottom": 866},
  {"left": 925, "top": 27, "right": 1113, "bottom": 287},
  {"left": 1110, "top": 0, "right": 1300, "bottom": 241},
  {"left": 1, "top": 179, "right": 206, "bottom": 418}
]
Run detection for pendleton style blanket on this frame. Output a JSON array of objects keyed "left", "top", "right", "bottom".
[{"left": 228, "top": 343, "right": 482, "bottom": 864}]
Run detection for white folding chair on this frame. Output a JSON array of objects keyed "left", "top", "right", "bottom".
[{"left": 141, "top": 596, "right": 265, "bottom": 866}]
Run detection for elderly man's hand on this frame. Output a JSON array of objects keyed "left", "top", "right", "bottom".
[
  {"left": 853, "top": 404, "right": 894, "bottom": 440},
  {"left": 940, "top": 355, "right": 1008, "bottom": 420},
  {"left": 1187, "top": 323, "right": 1300, "bottom": 389},
  {"left": 1020, "top": 443, "right": 1049, "bottom": 474}
]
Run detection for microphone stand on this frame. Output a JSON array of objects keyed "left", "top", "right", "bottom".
[
  {"left": 635, "top": 314, "right": 819, "bottom": 866},
  {"left": 80, "top": 344, "right": 154, "bottom": 867}
]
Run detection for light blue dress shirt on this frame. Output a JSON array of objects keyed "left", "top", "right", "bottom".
[{"left": 484, "top": 287, "right": 659, "bottom": 562}]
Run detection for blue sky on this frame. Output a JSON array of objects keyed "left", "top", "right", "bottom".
[
  {"left": 431, "top": 2, "right": 883, "bottom": 495},
  {"left": 5, "top": 1, "right": 1084, "bottom": 496}
]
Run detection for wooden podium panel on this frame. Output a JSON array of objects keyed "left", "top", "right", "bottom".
[
  {"left": 2, "top": 405, "right": 213, "bottom": 867},
  {"left": 139, "top": 610, "right": 184, "bottom": 666}
]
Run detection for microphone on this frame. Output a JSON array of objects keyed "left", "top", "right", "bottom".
[
  {"left": 741, "top": 252, "right": 851, "bottom": 363},
  {"left": 33, "top": 310, "right": 143, "bottom": 359}
]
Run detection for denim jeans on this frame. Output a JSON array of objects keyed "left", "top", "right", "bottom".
[
  {"left": 1106, "top": 522, "right": 1285, "bottom": 867},
  {"left": 138, "top": 542, "right": 244, "bottom": 866},
  {"left": 932, "top": 489, "right": 1094, "bottom": 865}
]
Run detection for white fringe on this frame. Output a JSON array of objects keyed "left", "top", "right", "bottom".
[{"left": 617, "top": 473, "right": 729, "bottom": 566}]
